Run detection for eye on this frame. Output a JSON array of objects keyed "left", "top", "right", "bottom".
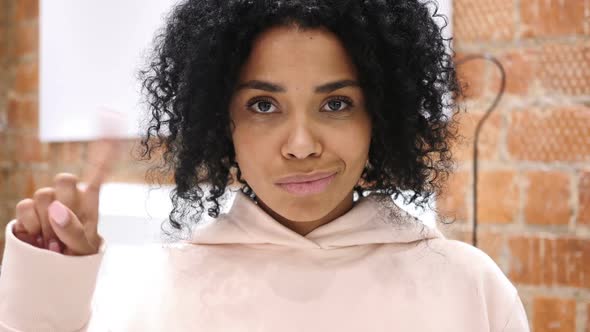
[
  {"left": 246, "top": 97, "right": 278, "bottom": 114},
  {"left": 322, "top": 96, "right": 353, "bottom": 112}
]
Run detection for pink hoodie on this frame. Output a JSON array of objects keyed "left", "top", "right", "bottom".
[{"left": 0, "top": 191, "right": 529, "bottom": 331}]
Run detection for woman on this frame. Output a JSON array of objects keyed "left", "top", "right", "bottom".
[{"left": 0, "top": 0, "right": 529, "bottom": 331}]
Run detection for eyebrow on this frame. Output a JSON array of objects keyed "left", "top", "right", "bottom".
[{"left": 234, "top": 79, "right": 361, "bottom": 93}]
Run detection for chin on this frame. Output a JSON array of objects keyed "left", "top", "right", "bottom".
[
  {"left": 281, "top": 210, "right": 326, "bottom": 222},
  {"left": 254, "top": 184, "right": 343, "bottom": 220},
  {"left": 275, "top": 196, "right": 335, "bottom": 220}
]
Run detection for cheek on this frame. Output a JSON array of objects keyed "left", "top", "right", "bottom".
[
  {"left": 339, "top": 139, "right": 369, "bottom": 174},
  {"left": 233, "top": 129, "right": 254, "bottom": 166},
  {"left": 333, "top": 119, "right": 371, "bottom": 169},
  {"left": 232, "top": 124, "right": 276, "bottom": 178}
]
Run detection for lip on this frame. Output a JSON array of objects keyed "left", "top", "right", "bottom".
[
  {"left": 275, "top": 171, "right": 337, "bottom": 196},
  {"left": 275, "top": 171, "right": 337, "bottom": 184}
]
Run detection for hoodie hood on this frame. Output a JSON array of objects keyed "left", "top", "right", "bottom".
[{"left": 190, "top": 191, "right": 444, "bottom": 249}]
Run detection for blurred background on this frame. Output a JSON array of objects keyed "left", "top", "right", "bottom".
[{"left": 0, "top": 0, "right": 588, "bottom": 331}]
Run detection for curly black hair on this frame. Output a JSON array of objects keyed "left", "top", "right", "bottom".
[{"left": 137, "top": 0, "right": 461, "bottom": 239}]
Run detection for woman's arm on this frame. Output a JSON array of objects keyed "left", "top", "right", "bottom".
[
  {"left": 501, "top": 292, "right": 530, "bottom": 332},
  {"left": 0, "top": 219, "right": 106, "bottom": 332}
]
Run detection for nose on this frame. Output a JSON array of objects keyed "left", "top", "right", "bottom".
[{"left": 280, "top": 119, "right": 322, "bottom": 160}]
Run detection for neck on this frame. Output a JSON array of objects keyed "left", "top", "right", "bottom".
[{"left": 256, "top": 191, "right": 355, "bottom": 236}]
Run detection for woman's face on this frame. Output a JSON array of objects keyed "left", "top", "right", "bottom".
[{"left": 229, "top": 25, "right": 372, "bottom": 224}]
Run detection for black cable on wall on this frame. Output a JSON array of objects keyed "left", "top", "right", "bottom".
[{"left": 455, "top": 54, "right": 506, "bottom": 247}]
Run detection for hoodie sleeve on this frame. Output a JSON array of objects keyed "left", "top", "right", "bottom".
[
  {"left": 469, "top": 243, "right": 530, "bottom": 332},
  {"left": 501, "top": 292, "right": 530, "bottom": 332},
  {"left": 442, "top": 240, "right": 531, "bottom": 332},
  {"left": 0, "top": 219, "right": 106, "bottom": 332}
]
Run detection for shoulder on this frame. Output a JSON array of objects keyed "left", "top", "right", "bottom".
[
  {"left": 419, "top": 237, "right": 528, "bottom": 330},
  {"left": 425, "top": 238, "right": 503, "bottom": 270},
  {"left": 416, "top": 237, "right": 528, "bottom": 331},
  {"left": 424, "top": 237, "right": 517, "bottom": 293}
]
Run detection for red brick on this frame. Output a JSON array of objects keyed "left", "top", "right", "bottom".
[
  {"left": 0, "top": 201, "right": 14, "bottom": 225},
  {"left": 523, "top": 171, "right": 571, "bottom": 225},
  {"left": 0, "top": 202, "right": 13, "bottom": 232},
  {"left": 493, "top": 49, "right": 538, "bottom": 96},
  {"left": 477, "top": 231, "right": 506, "bottom": 268},
  {"left": 454, "top": 0, "right": 516, "bottom": 43},
  {"left": 521, "top": 0, "right": 587, "bottom": 38},
  {"left": 17, "top": 167, "right": 51, "bottom": 199},
  {"left": 508, "top": 235, "right": 540, "bottom": 285},
  {"left": 14, "top": 0, "right": 38, "bottom": 22},
  {"left": 556, "top": 238, "right": 590, "bottom": 288},
  {"left": 507, "top": 106, "right": 590, "bottom": 162},
  {"left": 0, "top": 201, "right": 15, "bottom": 224},
  {"left": 452, "top": 109, "right": 502, "bottom": 162},
  {"left": 0, "top": 167, "right": 46, "bottom": 200},
  {"left": 540, "top": 238, "right": 557, "bottom": 287},
  {"left": 0, "top": 167, "right": 7, "bottom": 200},
  {"left": 580, "top": 171, "right": 590, "bottom": 225},
  {"left": 13, "top": 60, "right": 38, "bottom": 95},
  {"left": 533, "top": 297, "right": 576, "bottom": 332},
  {"left": 508, "top": 236, "right": 590, "bottom": 288},
  {"left": 0, "top": 132, "right": 9, "bottom": 163},
  {"left": 437, "top": 170, "right": 470, "bottom": 222},
  {"left": 48, "top": 142, "right": 86, "bottom": 165},
  {"left": 10, "top": 133, "right": 46, "bottom": 163},
  {"left": 538, "top": 42, "right": 590, "bottom": 97},
  {"left": 455, "top": 53, "right": 488, "bottom": 99},
  {"left": 477, "top": 170, "right": 519, "bottom": 224},
  {"left": 6, "top": 97, "right": 38, "bottom": 129},
  {"left": 0, "top": 26, "right": 7, "bottom": 59},
  {"left": 14, "top": 22, "right": 38, "bottom": 57}
]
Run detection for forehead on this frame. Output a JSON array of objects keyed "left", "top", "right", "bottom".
[{"left": 238, "top": 25, "right": 358, "bottom": 81}]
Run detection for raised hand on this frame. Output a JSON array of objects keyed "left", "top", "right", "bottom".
[{"left": 12, "top": 128, "right": 123, "bottom": 256}]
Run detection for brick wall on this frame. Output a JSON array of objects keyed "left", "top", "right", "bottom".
[
  {"left": 0, "top": 1, "right": 588, "bottom": 331},
  {"left": 438, "top": 0, "right": 590, "bottom": 331}
]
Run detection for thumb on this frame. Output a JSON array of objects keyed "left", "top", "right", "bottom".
[{"left": 48, "top": 200, "right": 98, "bottom": 255}]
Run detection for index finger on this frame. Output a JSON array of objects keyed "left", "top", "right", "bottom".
[
  {"left": 79, "top": 111, "right": 127, "bottom": 225},
  {"left": 84, "top": 137, "right": 121, "bottom": 194},
  {"left": 76, "top": 138, "right": 122, "bottom": 228},
  {"left": 84, "top": 110, "right": 127, "bottom": 193}
]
